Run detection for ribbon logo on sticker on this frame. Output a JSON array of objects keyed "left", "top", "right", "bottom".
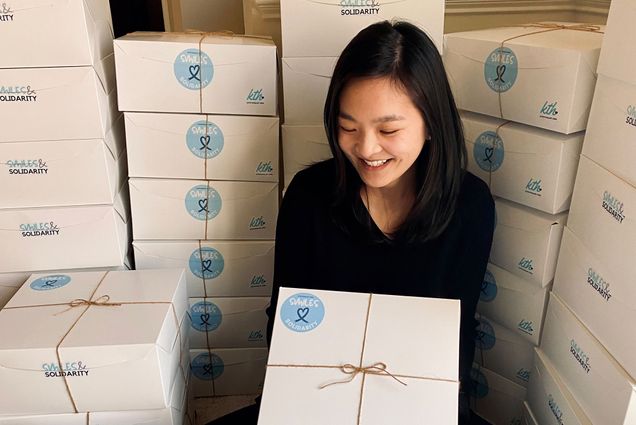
[
  {"left": 188, "top": 65, "right": 201, "bottom": 82},
  {"left": 295, "top": 307, "right": 310, "bottom": 323},
  {"left": 494, "top": 65, "right": 506, "bottom": 83}
]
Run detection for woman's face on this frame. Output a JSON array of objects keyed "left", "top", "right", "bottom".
[{"left": 338, "top": 76, "right": 427, "bottom": 191}]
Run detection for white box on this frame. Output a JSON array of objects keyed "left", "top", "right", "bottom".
[
  {"left": 133, "top": 240, "right": 274, "bottom": 298},
  {"left": 129, "top": 178, "right": 277, "bottom": 240},
  {"left": 527, "top": 348, "right": 592, "bottom": 425},
  {"left": 189, "top": 348, "right": 268, "bottom": 397},
  {"left": 553, "top": 227, "right": 636, "bottom": 380},
  {"left": 469, "top": 365, "right": 526, "bottom": 425},
  {"left": 444, "top": 23, "right": 603, "bottom": 134},
  {"left": 125, "top": 112, "right": 279, "bottom": 182},
  {"left": 522, "top": 401, "right": 540, "bottom": 425},
  {"left": 282, "top": 57, "right": 337, "bottom": 125},
  {"left": 280, "top": 0, "right": 444, "bottom": 58},
  {"left": 0, "top": 0, "right": 114, "bottom": 77},
  {"left": 474, "top": 314, "right": 535, "bottom": 388},
  {"left": 0, "top": 354, "right": 191, "bottom": 425},
  {"left": 0, "top": 120, "right": 126, "bottom": 209},
  {"left": 597, "top": 0, "right": 636, "bottom": 86},
  {"left": 282, "top": 124, "right": 331, "bottom": 188},
  {"left": 491, "top": 198, "right": 567, "bottom": 287},
  {"left": 259, "top": 288, "right": 460, "bottom": 424},
  {"left": 0, "top": 263, "right": 133, "bottom": 310},
  {"left": 582, "top": 74, "right": 636, "bottom": 188},
  {"left": 540, "top": 293, "right": 636, "bottom": 425},
  {"left": 567, "top": 155, "right": 636, "bottom": 297},
  {"left": 0, "top": 57, "right": 118, "bottom": 145},
  {"left": 0, "top": 269, "right": 188, "bottom": 415},
  {"left": 188, "top": 297, "right": 269, "bottom": 349},
  {"left": 0, "top": 192, "right": 129, "bottom": 273},
  {"left": 462, "top": 111, "right": 583, "bottom": 213},
  {"left": 114, "top": 33, "right": 277, "bottom": 116},
  {"left": 477, "top": 263, "right": 549, "bottom": 346}
]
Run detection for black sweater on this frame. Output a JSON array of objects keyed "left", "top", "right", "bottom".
[{"left": 267, "top": 159, "right": 495, "bottom": 420}]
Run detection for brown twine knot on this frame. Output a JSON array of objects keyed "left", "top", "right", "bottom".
[
  {"left": 319, "top": 362, "right": 408, "bottom": 389},
  {"left": 68, "top": 295, "right": 121, "bottom": 308}
]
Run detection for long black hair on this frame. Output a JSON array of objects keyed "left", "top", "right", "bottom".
[{"left": 324, "top": 20, "right": 467, "bottom": 244}]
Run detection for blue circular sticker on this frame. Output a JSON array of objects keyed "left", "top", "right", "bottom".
[
  {"left": 470, "top": 368, "right": 489, "bottom": 399},
  {"left": 190, "top": 301, "right": 222, "bottom": 332},
  {"left": 480, "top": 270, "right": 498, "bottom": 302},
  {"left": 280, "top": 292, "right": 325, "bottom": 333},
  {"left": 174, "top": 49, "right": 214, "bottom": 90},
  {"left": 189, "top": 247, "right": 225, "bottom": 280},
  {"left": 185, "top": 184, "right": 222, "bottom": 221},
  {"left": 186, "top": 120, "right": 224, "bottom": 159},
  {"left": 475, "top": 317, "right": 496, "bottom": 350},
  {"left": 484, "top": 47, "right": 518, "bottom": 93},
  {"left": 474, "top": 131, "right": 504, "bottom": 172},
  {"left": 30, "top": 275, "right": 71, "bottom": 291},
  {"left": 191, "top": 352, "right": 224, "bottom": 380}
]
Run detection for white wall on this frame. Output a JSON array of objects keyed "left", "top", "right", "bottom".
[{"left": 180, "top": 0, "right": 245, "bottom": 33}]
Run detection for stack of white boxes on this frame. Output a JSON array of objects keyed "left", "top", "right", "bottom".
[
  {"left": 0, "top": 269, "right": 192, "bottom": 424},
  {"left": 444, "top": 23, "right": 604, "bottom": 424},
  {"left": 529, "top": 1, "right": 636, "bottom": 424},
  {"left": 0, "top": 0, "right": 131, "bottom": 309},
  {"left": 279, "top": 0, "right": 445, "bottom": 189},
  {"left": 113, "top": 32, "right": 279, "bottom": 399}
]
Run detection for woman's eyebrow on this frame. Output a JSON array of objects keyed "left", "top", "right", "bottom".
[
  {"left": 372, "top": 114, "right": 406, "bottom": 123},
  {"left": 338, "top": 111, "right": 356, "bottom": 121}
]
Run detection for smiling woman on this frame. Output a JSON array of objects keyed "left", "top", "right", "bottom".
[{"left": 208, "top": 20, "right": 495, "bottom": 425}]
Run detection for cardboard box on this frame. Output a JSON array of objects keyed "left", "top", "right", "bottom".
[
  {"left": 129, "top": 178, "right": 277, "bottom": 240},
  {"left": 259, "top": 288, "right": 460, "bottom": 424},
  {"left": 0, "top": 353, "right": 191, "bottom": 425},
  {"left": 540, "top": 293, "right": 636, "bottom": 425},
  {"left": 527, "top": 348, "right": 593, "bottom": 425},
  {"left": 0, "top": 0, "right": 114, "bottom": 79},
  {"left": 474, "top": 314, "right": 535, "bottom": 388},
  {"left": 491, "top": 198, "right": 567, "bottom": 287},
  {"left": 0, "top": 263, "right": 134, "bottom": 310},
  {"left": 582, "top": 74, "right": 636, "bottom": 188},
  {"left": 0, "top": 191, "right": 129, "bottom": 273},
  {"left": 133, "top": 240, "right": 274, "bottom": 298},
  {"left": 188, "top": 297, "right": 269, "bottom": 349},
  {"left": 553, "top": 227, "right": 636, "bottom": 380},
  {"left": 282, "top": 57, "right": 337, "bottom": 125},
  {"left": 0, "top": 120, "right": 126, "bottom": 209},
  {"left": 0, "top": 56, "right": 118, "bottom": 145},
  {"left": 522, "top": 401, "right": 540, "bottom": 425},
  {"left": 567, "top": 155, "right": 636, "bottom": 299},
  {"left": 477, "top": 263, "right": 549, "bottom": 346},
  {"left": 189, "top": 348, "right": 268, "bottom": 397},
  {"left": 469, "top": 365, "right": 526, "bottom": 425},
  {"left": 125, "top": 112, "right": 279, "bottom": 182},
  {"left": 114, "top": 33, "right": 277, "bottom": 116},
  {"left": 444, "top": 23, "right": 603, "bottom": 134},
  {"left": 280, "top": 0, "right": 444, "bottom": 57},
  {"left": 597, "top": 0, "right": 636, "bottom": 86},
  {"left": 282, "top": 124, "right": 331, "bottom": 188},
  {"left": 0, "top": 269, "right": 188, "bottom": 415},
  {"left": 462, "top": 111, "right": 583, "bottom": 213}
]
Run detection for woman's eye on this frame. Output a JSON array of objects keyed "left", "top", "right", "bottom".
[
  {"left": 380, "top": 129, "right": 399, "bottom": 135},
  {"left": 340, "top": 126, "right": 356, "bottom": 133}
]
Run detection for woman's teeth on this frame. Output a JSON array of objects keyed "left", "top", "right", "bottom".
[{"left": 363, "top": 159, "right": 389, "bottom": 167}]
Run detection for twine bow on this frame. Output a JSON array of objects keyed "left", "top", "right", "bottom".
[{"left": 319, "top": 362, "right": 407, "bottom": 389}]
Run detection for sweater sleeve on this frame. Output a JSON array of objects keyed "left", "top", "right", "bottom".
[
  {"left": 266, "top": 172, "right": 315, "bottom": 346},
  {"left": 455, "top": 179, "right": 495, "bottom": 415}
]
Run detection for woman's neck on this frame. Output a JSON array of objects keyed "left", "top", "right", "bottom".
[{"left": 362, "top": 169, "right": 417, "bottom": 235}]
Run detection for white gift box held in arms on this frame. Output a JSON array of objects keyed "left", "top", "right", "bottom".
[{"left": 258, "top": 288, "right": 461, "bottom": 424}]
